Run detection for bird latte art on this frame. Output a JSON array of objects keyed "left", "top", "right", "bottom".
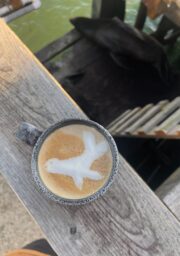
[{"left": 38, "top": 124, "right": 113, "bottom": 199}]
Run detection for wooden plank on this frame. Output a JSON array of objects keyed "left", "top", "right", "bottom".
[
  {"left": 0, "top": 20, "right": 180, "bottom": 256},
  {"left": 154, "top": 108, "right": 180, "bottom": 136},
  {"left": 138, "top": 97, "right": 180, "bottom": 135},
  {"left": 108, "top": 107, "right": 141, "bottom": 133},
  {"left": 170, "top": 125, "right": 180, "bottom": 136},
  {"left": 126, "top": 100, "right": 168, "bottom": 134},
  {"left": 35, "top": 29, "right": 81, "bottom": 63},
  {"left": 107, "top": 109, "right": 131, "bottom": 128},
  {"left": 156, "top": 167, "right": 180, "bottom": 221},
  {"left": 136, "top": 100, "right": 169, "bottom": 135},
  {"left": 114, "top": 104, "right": 153, "bottom": 134}
]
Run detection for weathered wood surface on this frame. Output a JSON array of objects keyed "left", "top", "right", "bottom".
[
  {"left": 156, "top": 167, "right": 180, "bottom": 221},
  {"left": 0, "top": 19, "right": 180, "bottom": 255}
]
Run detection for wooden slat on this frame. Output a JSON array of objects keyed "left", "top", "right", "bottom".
[
  {"left": 107, "top": 99, "right": 180, "bottom": 139},
  {"left": 107, "top": 109, "right": 130, "bottom": 128},
  {"left": 107, "top": 109, "right": 131, "bottom": 128},
  {"left": 108, "top": 107, "right": 140, "bottom": 133},
  {"left": 136, "top": 100, "right": 169, "bottom": 135},
  {"left": 154, "top": 108, "right": 180, "bottom": 136},
  {"left": 170, "top": 125, "right": 180, "bottom": 136},
  {"left": 138, "top": 97, "right": 180, "bottom": 135},
  {"left": 35, "top": 29, "right": 81, "bottom": 63},
  {"left": 126, "top": 100, "right": 168, "bottom": 134},
  {"left": 156, "top": 167, "right": 180, "bottom": 221},
  {"left": 114, "top": 104, "right": 153, "bottom": 134},
  {"left": 1, "top": 20, "right": 180, "bottom": 256}
]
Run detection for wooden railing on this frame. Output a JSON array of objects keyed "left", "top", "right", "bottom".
[{"left": 1, "top": 19, "right": 180, "bottom": 256}]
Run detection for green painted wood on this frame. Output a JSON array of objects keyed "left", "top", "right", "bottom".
[{"left": 35, "top": 29, "right": 81, "bottom": 63}]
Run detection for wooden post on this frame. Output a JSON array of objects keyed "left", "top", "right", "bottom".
[
  {"left": 92, "top": 0, "right": 126, "bottom": 20},
  {"left": 152, "top": 16, "right": 179, "bottom": 44},
  {"left": 134, "top": 1, "right": 147, "bottom": 30}
]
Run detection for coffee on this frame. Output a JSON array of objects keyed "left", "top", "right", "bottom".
[{"left": 38, "top": 124, "right": 113, "bottom": 200}]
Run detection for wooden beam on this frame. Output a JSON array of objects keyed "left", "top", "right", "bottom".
[
  {"left": 0, "top": 19, "right": 180, "bottom": 255},
  {"left": 92, "top": 0, "right": 126, "bottom": 20},
  {"left": 35, "top": 29, "right": 81, "bottom": 64}
]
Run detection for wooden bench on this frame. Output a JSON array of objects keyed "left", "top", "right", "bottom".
[{"left": 0, "top": 19, "right": 180, "bottom": 255}]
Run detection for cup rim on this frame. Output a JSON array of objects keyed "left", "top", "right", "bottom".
[{"left": 31, "top": 118, "right": 119, "bottom": 205}]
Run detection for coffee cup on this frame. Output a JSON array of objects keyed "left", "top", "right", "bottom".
[{"left": 17, "top": 119, "right": 119, "bottom": 205}]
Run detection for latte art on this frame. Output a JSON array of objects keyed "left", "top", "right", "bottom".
[
  {"left": 45, "top": 131, "right": 108, "bottom": 189},
  {"left": 38, "top": 124, "right": 113, "bottom": 199}
]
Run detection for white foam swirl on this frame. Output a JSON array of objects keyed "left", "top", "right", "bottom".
[{"left": 45, "top": 131, "right": 108, "bottom": 190}]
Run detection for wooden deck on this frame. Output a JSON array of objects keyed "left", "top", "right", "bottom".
[
  {"left": 0, "top": 19, "right": 180, "bottom": 255},
  {"left": 36, "top": 30, "right": 180, "bottom": 127}
]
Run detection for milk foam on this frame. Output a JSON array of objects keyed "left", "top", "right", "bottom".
[{"left": 45, "top": 131, "right": 109, "bottom": 189}]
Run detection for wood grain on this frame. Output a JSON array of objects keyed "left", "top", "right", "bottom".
[
  {"left": 0, "top": 19, "right": 180, "bottom": 256},
  {"left": 156, "top": 167, "right": 180, "bottom": 221}
]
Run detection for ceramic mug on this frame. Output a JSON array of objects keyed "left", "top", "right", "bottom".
[{"left": 17, "top": 119, "right": 119, "bottom": 205}]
